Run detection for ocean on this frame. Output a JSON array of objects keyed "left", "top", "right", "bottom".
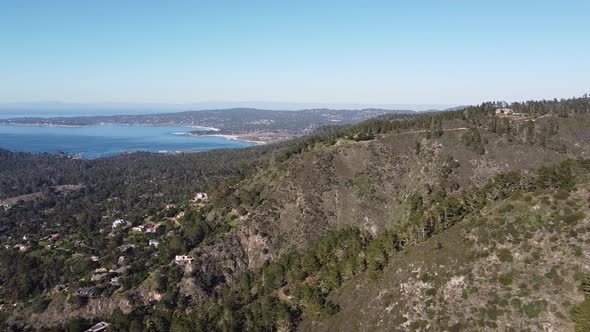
[{"left": 0, "top": 124, "right": 254, "bottom": 159}]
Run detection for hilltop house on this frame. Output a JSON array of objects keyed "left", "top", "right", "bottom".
[{"left": 495, "top": 108, "right": 514, "bottom": 115}]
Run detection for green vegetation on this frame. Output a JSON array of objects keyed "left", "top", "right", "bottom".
[
  {"left": 2, "top": 96, "right": 590, "bottom": 330},
  {"left": 84, "top": 159, "right": 590, "bottom": 330},
  {"left": 461, "top": 128, "right": 487, "bottom": 154},
  {"left": 573, "top": 275, "right": 590, "bottom": 331}
]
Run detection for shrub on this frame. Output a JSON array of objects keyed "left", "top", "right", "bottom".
[
  {"left": 498, "top": 273, "right": 513, "bottom": 286},
  {"left": 461, "top": 128, "right": 486, "bottom": 154},
  {"left": 497, "top": 249, "right": 514, "bottom": 263},
  {"left": 498, "top": 204, "right": 514, "bottom": 213},
  {"left": 522, "top": 300, "right": 547, "bottom": 318},
  {"left": 68, "top": 295, "right": 88, "bottom": 309}
]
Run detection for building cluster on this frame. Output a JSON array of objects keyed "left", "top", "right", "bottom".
[{"left": 1, "top": 191, "right": 210, "bottom": 317}]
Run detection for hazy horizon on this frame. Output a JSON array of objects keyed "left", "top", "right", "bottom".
[{"left": 0, "top": 100, "right": 458, "bottom": 113}]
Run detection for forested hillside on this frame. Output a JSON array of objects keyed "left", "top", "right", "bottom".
[{"left": 1, "top": 96, "right": 590, "bottom": 331}]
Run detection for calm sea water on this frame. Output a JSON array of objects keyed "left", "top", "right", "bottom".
[{"left": 0, "top": 124, "right": 253, "bottom": 159}]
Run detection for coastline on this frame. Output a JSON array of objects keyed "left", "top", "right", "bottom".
[
  {"left": 176, "top": 131, "right": 302, "bottom": 145},
  {"left": 0, "top": 121, "right": 296, "bottom": 145},
  {"left": 0, "top": 122, "right": 221, "bottom": 132},
  {"left": 175, "top": 132, "right": 268, "bottom": 145},
  {"left": 202, "top": 134, "right": 267, "bottom": 145}
]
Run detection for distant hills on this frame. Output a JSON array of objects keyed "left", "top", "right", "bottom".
[
  {"left": 0, "top": 101, "right": 456, "bottom": 112},
  {"left": 0, "top": 107, "right": 416, "bottom": 135}
]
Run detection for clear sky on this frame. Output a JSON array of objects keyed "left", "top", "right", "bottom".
[{"left": 1, "top": 0, "right": 589, "bottom": 106}]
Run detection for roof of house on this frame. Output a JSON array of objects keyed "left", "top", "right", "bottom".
[{"left": 85, "top": 321, "right": 110, "bottom": 332}]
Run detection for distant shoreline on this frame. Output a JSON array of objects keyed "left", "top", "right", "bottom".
[
  {"left": 0, "top": 123, "right": 256, "bottom": 159},
  {"left": 0, "top": 121, "right": 267, "bottom": 146},
  {"left": 0, "top": 121, "right": 222, "bottom": 132},
  {"left": 173, "top": 132, "right": 268, "bottom": 145}
]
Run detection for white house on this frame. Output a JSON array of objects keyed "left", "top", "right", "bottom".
[
  {"left": 193, "top": 192, "right": 208, "bottom": 202},
  {"left": 112, "top": 219, "right": 124, "bottom": 228},
  {"left": 131, "top": 225, "right": 145, "bottom": 232},
  {"left": 110, "top": 277, "right": 121, "bottom": 286},
  {"left": 175, "top": 255, "right": 193, "bottom": 264},
  {"left": 149, "top": 239, "right": 160, "bottom": 247},
  {"left": 86, "top": 322, "right": 110, "bottom": 332}
]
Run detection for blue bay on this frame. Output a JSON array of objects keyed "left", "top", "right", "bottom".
[{"left": 0, "top": 124, "right": 253, "bottom": 159}]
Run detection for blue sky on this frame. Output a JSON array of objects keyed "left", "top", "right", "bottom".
[{"left": 0, "top": 0, "right": 589, "bottom": 106}]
